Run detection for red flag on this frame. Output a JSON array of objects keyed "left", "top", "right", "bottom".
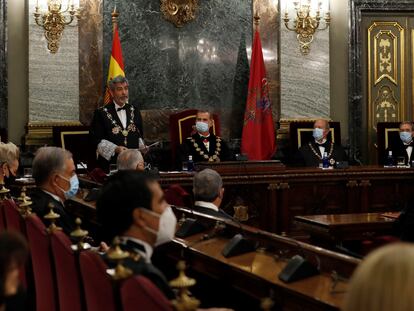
[
  {"left": 241, "top": 30, "right": 276, "bottom": 160},
  {"left": 104, "top": 24, "right": 125, "bottom": 105}
]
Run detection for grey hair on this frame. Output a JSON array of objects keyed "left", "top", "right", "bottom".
[
  {"left": 193, "top": 168, "right": 223, "bottom": 202},
  {"left": 32, "top": 147, "right": 73, "bottom": 186},
  {"left": 0, "top": 142, "right": 19, "bottom": 165},
  {"left": 117, "top": 149, "right": 144, "bottom": 170},
  {"left": 108, "top": 75, "right": 129, "bottom": 91}
]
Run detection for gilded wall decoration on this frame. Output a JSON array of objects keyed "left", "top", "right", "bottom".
[{"left": 374, "top": 85, "right": 398, "bottom": 123}]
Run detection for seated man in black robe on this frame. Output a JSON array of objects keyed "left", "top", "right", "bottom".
[
  {"left": 295, "top": 119, "right": 346, "bottom": 167},
  {"left": 385, "top": 121, "right": 414, "bottom": 166},
  {"left": 31, "top": 147, "right": 77, "bottom": 235},
  {"left": 178, "top": 110, "right": 233, "bottom": 167},
  {"left": 192, "top": 169, "right": 233, "bottom": 220}
]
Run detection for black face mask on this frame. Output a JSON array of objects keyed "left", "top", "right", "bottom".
[{"left": 3, "top": 174, "right": 16, "bottom": 186}]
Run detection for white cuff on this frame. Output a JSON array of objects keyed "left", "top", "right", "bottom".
[
  {"left": 139, "top": 138, "right": 145, "bottom": 149},
  {"left": 97, "top": 139, "right": 117, "bottom": 161}
]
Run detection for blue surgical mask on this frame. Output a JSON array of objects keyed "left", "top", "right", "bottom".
[
  {"left": 196, "top": 121, "right": 209, "bottom": 133},
  {"left": 400, "top": 131, "right": 412, "bottom": 144},
  {"left": 313, "top": 128, "right": 324, "bottom": 141},
  {"left": 58, "top": 174, "right": 79, "bottom": 199}
]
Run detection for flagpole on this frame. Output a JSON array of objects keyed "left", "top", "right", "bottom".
[{"left": 112, "top": 5, "right": 119, "bottom": 31}]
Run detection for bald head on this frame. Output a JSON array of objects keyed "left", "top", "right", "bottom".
[{"left": 117, "top": 149, "right": 144, "bottom": 171}]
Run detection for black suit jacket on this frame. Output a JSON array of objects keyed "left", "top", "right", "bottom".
[
  {"left": 295, "top": 140, "right": 346, "bottom": 167},
  {"left": 103, "top": 239, "right": 175, "bottom": 300},
  {"left": 177, "top": 133, "right": 233, "bottom": 167},
  {"left": 30, "top": 188, "right": 75, "bottom": 235},
  {"left": 386, "top": 139, "right": 414, "bottom": 165},
  {"left": 89, "top": 103, "right": 144, "bottom": 167}
]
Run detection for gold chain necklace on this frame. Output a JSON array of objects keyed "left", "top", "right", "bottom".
[
  {"left": 103, "top": 105, "right": 136, "bottom": 146},
  {"left": 191, "top": 137, "right": 222, "bottom": 162},
  {"left": 308, "top": 141, "right": 334, "bottom": 160}
]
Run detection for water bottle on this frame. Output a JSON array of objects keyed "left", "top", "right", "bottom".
[
  {"left": 187, "top": 155, "right": 194, "bottom": 172},
  {"left": 322, "top": 152, "right": 329, "bottom": 168},
  {"left": 385, "top": 150, "right": 394, "bottom": 167}
]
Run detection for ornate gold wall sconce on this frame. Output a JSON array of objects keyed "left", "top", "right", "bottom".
[
  {"left": 160, "top": 0, "right": 198, "bottom": 28},
  {"left": 33, "top": 0, "right": 80, "bottom": 53},
  {"left": 282, "top": 0, "right": 330, "bottom": 55}
]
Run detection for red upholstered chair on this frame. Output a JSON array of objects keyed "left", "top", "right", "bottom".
[
  {"left": 169, "top": 109, "right": 221, "bottom": 167},
  {"left": 79, "top": 250, "right": 116, "bottom": 311},
  {"left": 50, "top": 230, "right": 84, "bottom": 311},
  {"left": 164, "top": 184, "right": 192, "bottom": 208},
  {"left": 25, "top": 214, "right": 58, "bottom": 311},
  {"left": 121, "top": 275, "right": 174, "bottom": 311},
  {"left": 2, "top": 199, "right": 24, "bottom": 233}
]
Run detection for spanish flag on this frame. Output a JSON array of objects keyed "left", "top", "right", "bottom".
[{"left": 104, "top": 23, "right": 125, "bottom": 104}]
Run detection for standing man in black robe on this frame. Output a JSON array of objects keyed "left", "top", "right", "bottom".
[{"left": 89, "top": 75, "right": 144, "bottom": 171}]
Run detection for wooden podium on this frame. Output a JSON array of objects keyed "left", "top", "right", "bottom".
[{"left": 196, "top": 160, "right": 285, "bottom": 175}]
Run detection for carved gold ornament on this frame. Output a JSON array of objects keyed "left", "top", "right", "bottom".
[
  {"left": 34, "top": 0, "right": 80, "bottom": 53},
  {"left": 160, "top": 0, "right": 198, "bottom": 28}
]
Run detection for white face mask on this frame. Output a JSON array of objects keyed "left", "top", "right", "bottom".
[
  {"left": 196, "top": 121, "right": 209, "bottom": 133},
  {"left": 144, "top": 206, "right": 177, "bottom": 246},
  {"left": 313, "top": 128, "right": 324, "bottom": 141}
]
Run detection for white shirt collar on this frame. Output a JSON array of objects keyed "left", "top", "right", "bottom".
[
  {"left": 120, "top": 236, "right": 153, "bottom": 263},
  {"left": 194, "top": 201, "right": 219, "bottom": 212},
  {"left": 114, "top": 101, "right": 126, "bottom": 110},
  {"left": 315, "top": 138, "right": 327, "bottom": 145},
  {"left": 198, "top": 133, "right": 210, "bottom": 138},
  {"left": 42, "top": 189, "right": 64, "bottom": 204}
]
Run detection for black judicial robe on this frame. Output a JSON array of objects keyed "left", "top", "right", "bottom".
[
  {"left": 89, "top": 103, "right": 144, "bottom": 167},
  {"left": 386, "top": 139, "right": 414, "bottom": 165},
  {"left": 178, "top": 133, "right": 233, "bottom": 167},
  {"left": 30, "top": 188, "right": 75, "bottom": 235},
  {"left": 295, "top": 140, "right": 346, "bottom": 167}
]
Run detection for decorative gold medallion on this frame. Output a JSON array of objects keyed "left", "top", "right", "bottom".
[
  {"left": 122, "top": 130, "right": 128, "bottom": 137},
  {"left": 160, "top": 0, "right": 198, "bottom": 28}
]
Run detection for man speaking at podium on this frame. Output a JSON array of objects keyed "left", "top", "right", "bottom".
[
  {"left": 178, "top": 110, "right": 233, "bottom": 165},
  {"left": 90, "top": 75, "right": 144, "bottom": 170}
]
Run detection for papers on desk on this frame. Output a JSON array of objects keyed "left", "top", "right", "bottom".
[
  {"left": 15, "top": 177, "right": 35, "bottom": 183},
  {"left": 381, "top": 212, "right": 401, "bottom": 219}
]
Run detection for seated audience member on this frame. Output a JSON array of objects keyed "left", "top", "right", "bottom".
[
  {"left": 192, "top": 169, "right": 233, "bottom": 220},
  {"left": 96, "top": 170, "right": 176, "bottom": 299},
  {"left": 31, "top": 147, "right": 77, "bottom": 234},
  {"left": 0, "top": 142, "right": 19, "bottom": 187},
  {"left": 0, "top": 232, "right": 29, "bottom": 311},
  {"left": 386, "top": 121, "right": 414, "bottom": 165},
  {"left": 117, "top": 149, "right": 145, "bottom": 171},
  {"left": 343, "top": 243, "right": 414, "bottom": 311},
  {"left": 295, "top": 119, "right": 346, "bottom": 167},
  {"left": 178, "top": 110, "right": 233, "bottom": 166}
]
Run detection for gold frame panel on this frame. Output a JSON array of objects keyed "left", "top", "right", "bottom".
[
  {"left": 60, "top": 131, "right": 89, "bottom": 150},
  {"left": 384, "top": 128, "right": 400, "bottom": 149},
  {"left": 367, "top": 21, "right": 405, "bottom": 132},
  {"left": 374, "top": 30, "right": 397, "bottom": 85}
]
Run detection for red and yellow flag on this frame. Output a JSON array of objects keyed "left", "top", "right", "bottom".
[
  {"left": 104, "top": 24, "right": 125, "bottom": 105},
  {"left": 241, "top": 30, "right": 276, "bottom": 160}
]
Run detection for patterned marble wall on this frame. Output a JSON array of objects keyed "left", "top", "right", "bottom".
[
  {"left": 28, "top": 0, "right": 79, "bottom": 123},
  {"left": 280, "top": 3, "right": 330, "bottom": 119},
  {"left": 0, "top": 0, "right": 7, "bottom": 130},
  {"left": 102, "top": 0, "right": 253, "bottom": 141}
]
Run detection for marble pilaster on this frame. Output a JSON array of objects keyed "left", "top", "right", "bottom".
[
  {"left": 28, "top": 0, "right": 79, "bottom": 123},
  {"left": 0, "top": 0, "right": 7, "bottom": 130},
  {"left": 280, "top": 2, "right": 330, "bottom": 119}
]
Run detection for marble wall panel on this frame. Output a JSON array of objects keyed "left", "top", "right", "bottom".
[
  {"left": 280, "top": 8, "right": 330, "bottom": 119},
  {"left": 0, "top": 0, "right": 7, "bottom": 130},
  {"left": 79, "top": 0, "right": 103, "bottom": 125},
  {"left": 28, "top": 0, "right": 79, "bottom": 123},
  {"left": 103, "top": 0, "right": 252, "bottom": 141}
]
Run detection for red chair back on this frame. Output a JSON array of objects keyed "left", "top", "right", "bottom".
[
  {"left": 51, "top": 230, "right": 84, "bottom": 311},
  {"left": 79, "top": 250, "right": 116, "bottom": 311},
  {"left": 25, "top": 214, "right": 58, "bottom": 311},
  {"left": 169, "top": 109, "right": 221, "bottom": 167},
  {"left": 164, "top": 184, "right": 192, "bottom": 207},
  {"left": 2, "top": 199, "right": 24, "bottom": 233},
  {"left": 121, "top": 275, "right": 174, "bottom": 311}
]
